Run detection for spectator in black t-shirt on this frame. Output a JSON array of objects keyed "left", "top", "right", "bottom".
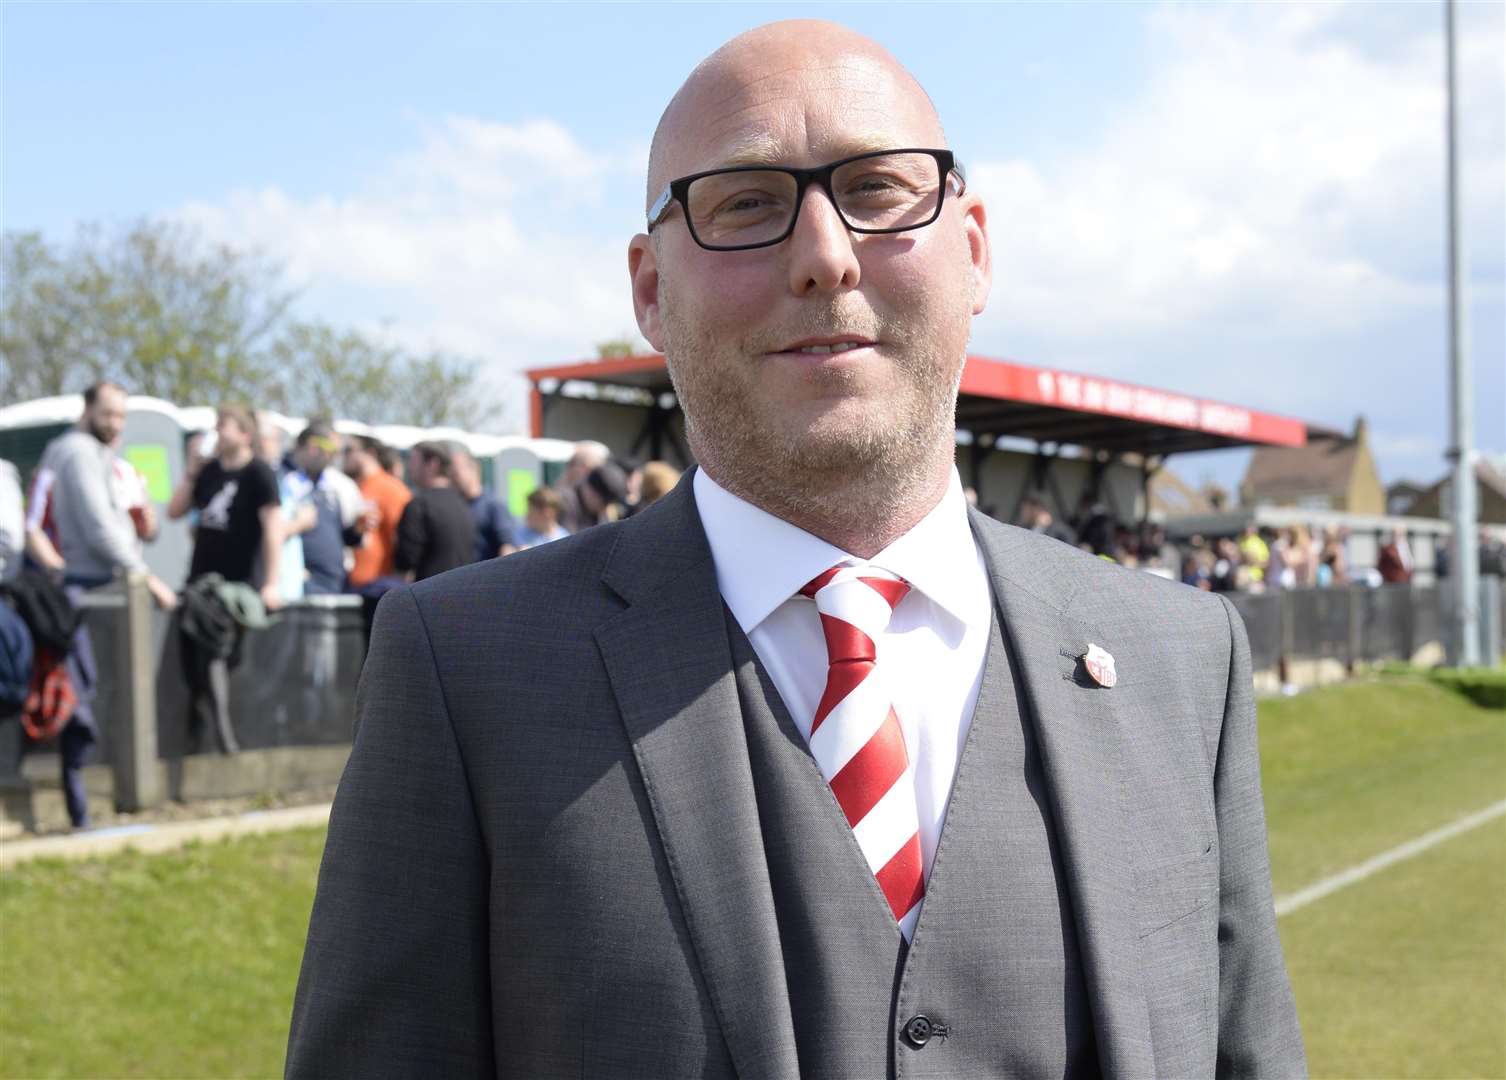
[
  {"left": 169, "top": 405, "right": 285, "bottom": 599},
  {"left": 167, "top": 404, "right": 285, "bottom": 754},
  {"left": 394, "top": 442, "right": 476, "bottom": 583},
  {"left": 450, "top": 444, "right": 517, "bottom": 561}
]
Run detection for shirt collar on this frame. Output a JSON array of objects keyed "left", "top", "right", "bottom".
[{"left": 693, "top": 466, "right": 990, "bottom": 637}]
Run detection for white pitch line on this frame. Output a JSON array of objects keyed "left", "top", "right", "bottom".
[{"left": 1275, "top": 799, "right": 1506, "bottom": 918}]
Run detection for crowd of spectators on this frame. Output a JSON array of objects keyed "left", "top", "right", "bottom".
[
  {"left": 5, "top": 384, "right": 1498, "bottom": 831},
  {"left": 1173, "top": 524, "right": 1363, "bottom": 593},
  {"left": 1009, "top": 492, "right": 1504, "bottom": 595},
  {"left": 0, "top": 383, "right": 682, "bottom": 828}
]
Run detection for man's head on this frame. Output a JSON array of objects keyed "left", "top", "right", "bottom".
[
  {"left": 295, "top": 420, "right": 341, "bottom": 480},
  {"left": 578, "top": 461, "right": 629, "bottom": 521},
  {"left": 561, "top": 441, "right": 609, "bottom": 488},
  {"left": 525, "top": 485, "right": 562, "bottom": 532},
  {"left": 628, "top": 21, "right": 991, "bottom": 516},
  {"left": 258, "top": 412, "right": 287, "bottom": 467},
  {"left": 409, "top": 442, "right": 453, "bottom": 489},
  {"left": 449, "top": 444, "right": 483, "bottom": 500},
  {"left": 215, "top": 404, "right": 258, "bottom": 460},
  {"left": 376, "top": 443, "right": 404, "bottom": 481},
  {"left": 80, "top": 381, "right": 128, "bottom": 446},
  {"left": 638, "top": 461, "right": 682, "bottom": 506},
  {"left": 1016, "top": 496, "right": 1042, "bottom": 528},
  {"left": 342, "top": 435, "right": 381, "bottom": 480}
]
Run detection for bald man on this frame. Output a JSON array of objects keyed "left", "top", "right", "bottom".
[{"left": 288, "top": 22, "right": 1303, "bottom": 1078}]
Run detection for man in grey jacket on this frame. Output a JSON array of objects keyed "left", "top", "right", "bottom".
[
  {"left": 30, "top": 381, "right": 176, "bottom": 826},
  {"left": 289, "top": 21, "right": 1304, "bottom": 1077}
]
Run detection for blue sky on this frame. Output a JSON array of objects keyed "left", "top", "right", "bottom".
[{"left": 4, "top": 2, "right": 1503, "bottom": 493}]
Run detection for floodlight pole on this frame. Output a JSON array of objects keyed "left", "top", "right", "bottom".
[{"left": 1444, "top": 0, "right": 1480, "bottom": 666}]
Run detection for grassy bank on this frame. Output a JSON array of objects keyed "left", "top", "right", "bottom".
[
  {"left": 1258, "top": 673, "right": 1506, "bottom": 1078},
  {"left": 0, "top": 672, "right": 1502, "bottom": 1078},
  {"left": 0, "top": 828, "right": 325, "bottom": 1078}
]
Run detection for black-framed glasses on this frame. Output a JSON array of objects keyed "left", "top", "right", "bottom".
[{"left": 646, "top": 148, "right": 965, "bottom": 252}]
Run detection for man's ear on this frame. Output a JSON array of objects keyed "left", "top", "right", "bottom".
[
  {"left": 628, "top": 234, "right": 665, "bottom": 350},
  {"left": 961, "top": 194, "right": 992, "bottom": 317}
]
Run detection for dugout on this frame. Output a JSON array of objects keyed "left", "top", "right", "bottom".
[{"left": 525, "top": 353, "right": 1312, "bottom": 527}]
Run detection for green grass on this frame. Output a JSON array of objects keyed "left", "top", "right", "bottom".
[
  {"left": 1259, "top": 673, "right": 1506, "bottom": 1079},
  {"left": 1280, "top": 820, "right": 1506, "bottom": 1079},
  {"left": 0, "top": 828, "right": 326, "bottom": 1079},
  {"left": 0, "top": 673, "right": 1501, "bottom": 1078},
  {"left": 1259, "top": 673, "right": 1505, "bottom": 894}
]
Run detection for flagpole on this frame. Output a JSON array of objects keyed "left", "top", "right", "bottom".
[{"left": 1443, "top": 0, "right": 1480, "bottom": 666}]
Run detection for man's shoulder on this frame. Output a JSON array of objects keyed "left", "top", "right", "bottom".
[
  {"left": 434, "top": 485, "right": 474, "bottom": 518},
  {"left": 321, "top": 466, "right": 358, "bottom": 495},
  {"left": 246, "top": 458, "right": 279, "bottom": 485},
  {"left": 368, "top": 470, "right": 410, "bottom": 504},
  {"left": 43, "top": 430, "right": 97, "bottom": 470}
]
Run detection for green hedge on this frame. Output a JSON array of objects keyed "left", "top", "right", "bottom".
[{"left": 1428, "top": 667, "right": 1506, "bottom": 710}]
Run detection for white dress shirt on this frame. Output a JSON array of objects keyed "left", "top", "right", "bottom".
[{"left": 694, "top": 467, "right": 992, "bottom": 881}]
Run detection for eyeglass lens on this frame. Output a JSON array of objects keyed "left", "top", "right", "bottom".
[{"left": 685, "top": 152, "right": 944, "bottom": 249}]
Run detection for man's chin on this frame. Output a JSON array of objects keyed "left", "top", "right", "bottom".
[{"left": 768, "top": 415, "right": 911, "bottom": 471}]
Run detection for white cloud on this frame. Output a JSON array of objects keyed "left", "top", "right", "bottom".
[
  {"left": 965, "top": 2, "right": 1503, "bottom": 489},
  {"left": 171, "top": 3, "right": 1503, "bottom": 479},
  {"left": 973, "top": 4, "right": 1501, "bottom": 345},
  {"left": 175, "top": 115, "right": 650, "bottom": 430}
]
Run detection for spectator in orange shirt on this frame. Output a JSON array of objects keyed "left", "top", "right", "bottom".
[
  {"left": 343, "top": 436, "right": 411, "bottom": 586},
  {"left": 342, "top": 435, "right": 412, "bottom": 648}
]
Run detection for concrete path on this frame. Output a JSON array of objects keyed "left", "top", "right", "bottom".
[{"left": 0, "top": 802, "right": 332, "bottom": 869}]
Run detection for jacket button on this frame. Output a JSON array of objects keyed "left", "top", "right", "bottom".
[{"left": 903, "top": 1015, "right": 934, "bottom": 1048}]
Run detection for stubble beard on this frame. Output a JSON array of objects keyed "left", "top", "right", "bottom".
[
  {"left": 660, "top": 283, "right": 967, "bottom": 537},
  {"left": 85, "top": 417, "right": 115, "bottom": 446}
]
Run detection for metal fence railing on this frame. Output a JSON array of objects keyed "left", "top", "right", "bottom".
[
  {"left": 4, "top": 574, "right": 1502, "bottom": 819},
  {"left": 1224, "top": 576, "right": 1504, "bottom": 683}
]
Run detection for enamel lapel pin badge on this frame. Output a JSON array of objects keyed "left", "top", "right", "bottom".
[{"left": 1083, "top": 643, "right": 1117, "bottom": 689}]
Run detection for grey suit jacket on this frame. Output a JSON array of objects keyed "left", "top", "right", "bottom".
[{"left": 286, "top": 472, "right": 1304, "bottom": 1078}]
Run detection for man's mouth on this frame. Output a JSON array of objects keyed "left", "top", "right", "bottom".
[{"left": 772, "top": 337, "right": 877, "bottom": 356}]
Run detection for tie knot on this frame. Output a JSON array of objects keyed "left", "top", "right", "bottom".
[{"left": 799, "top": 564, "right": 910, "bottom": 664}]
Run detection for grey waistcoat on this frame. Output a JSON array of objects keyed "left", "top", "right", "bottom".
[{"left": 730, "top": 604, "right": 1099, "bottom": 1079}]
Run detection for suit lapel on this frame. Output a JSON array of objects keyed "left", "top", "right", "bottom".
[
  {"left": 970, "top": 510, "right": 1155, "bottom": 1078},
  {"left": 594, "top": 475, "right": 800, "bottom": 1080}
]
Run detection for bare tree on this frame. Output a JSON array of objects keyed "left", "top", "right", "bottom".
[{"left": 2, "top": 220, "right": 496, "bottom": 428}]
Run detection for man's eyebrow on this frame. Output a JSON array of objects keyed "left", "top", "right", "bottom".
[
  {"left": 712, "top": 132, "right": 909, "bottom": 169},
  {"left": 716, "top": 133, "right": 786, "bottom": 168}
]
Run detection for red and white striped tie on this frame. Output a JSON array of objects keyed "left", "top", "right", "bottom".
[{"left": 800, "top": 564, "right": 925, "bottom": 936}]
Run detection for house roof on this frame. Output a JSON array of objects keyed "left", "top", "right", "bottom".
[{"left": 1241, "top": 435, "right": 1361, "bottom": 499}]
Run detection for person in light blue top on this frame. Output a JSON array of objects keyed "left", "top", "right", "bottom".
[
  {"left": 259, "top": 420, "right": 311, "bottom": 603},
  {"left": 512, "top": 486, "right": 569, "bottom": 549}
]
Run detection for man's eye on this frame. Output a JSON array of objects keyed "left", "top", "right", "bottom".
[
  {"left": 844, "top": 174, "right": 910, "bottom": 197},
  {"left": 713, "top": 192, "right": 783, "bottom": 217}
]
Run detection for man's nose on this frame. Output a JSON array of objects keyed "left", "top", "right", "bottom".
[{"left": 785, "top": 185, "right": 861, "bottom": 296}]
